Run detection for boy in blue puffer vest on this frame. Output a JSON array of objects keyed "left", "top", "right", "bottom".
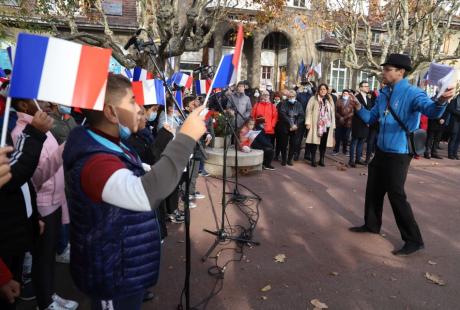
[{"left": 63, "top": 74, "right": 206, "bottom": 309}]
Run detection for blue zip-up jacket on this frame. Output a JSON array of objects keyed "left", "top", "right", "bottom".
[{"left": 357, "top": 79, "right": 447, "bottom": 154}]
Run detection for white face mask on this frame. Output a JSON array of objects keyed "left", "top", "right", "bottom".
[
  {"left": 282, "top": 96, "right": 287, "bottom": 100},
  {"left": 342, "top": 95, "right": 349, "bottom": 101},
  {"left": 254, "top": 92, "right": 260, "bottom": 98}
]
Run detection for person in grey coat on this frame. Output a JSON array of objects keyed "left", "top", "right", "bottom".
[{"left": 227, "top": 81, "right": 252, "bottom": 128}]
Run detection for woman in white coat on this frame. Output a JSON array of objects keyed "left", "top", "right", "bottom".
[{"left": 305, "top": 83, "right": 336, "bottom": 167}]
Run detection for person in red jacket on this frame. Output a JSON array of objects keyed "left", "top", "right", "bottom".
[{"left": 251, "top": 90, "right": 278, "bottom": 143}]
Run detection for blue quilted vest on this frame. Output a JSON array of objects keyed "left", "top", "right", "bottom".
[{"left": 63, "top": 126, "right": 161, "bottom": 299}]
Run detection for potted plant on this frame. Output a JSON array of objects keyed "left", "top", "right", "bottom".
[{"left": 212, "top": 111, "right": 233, "bottom": 148}]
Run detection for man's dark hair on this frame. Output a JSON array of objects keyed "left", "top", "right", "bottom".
[
  {"left": 359, "top": 81, "right": 369, "bottom": 88},
  {"left": 11, "top": 98, "right": 30, "bottom": 112},
  {"left": 4, "top": 69, "right": 11, "bottom": 75},
  {"left": 183, "top": 96, "right": 196, "bottom": 108},
  {"left": 83, "top": 73, "right": 132, "bottom": 126},
  {"left": 342, "top": 89, "right": 350, "bottom": 94}
]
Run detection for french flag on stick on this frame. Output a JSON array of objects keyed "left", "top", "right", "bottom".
[
  {"left": 169, "top": 72, "right": 193, "bottom": 89},
  {"left": 132, "top": 79, "right": 166, "bottom": 106},
  {"left": 195, "top": 79, "right": 211, "bottom": 95},
  {"left": 8, "top": 33, "right": 112, "bottom": 110},
  {"left": 124, "top": 67, "right": 154, "bottom": 81}
]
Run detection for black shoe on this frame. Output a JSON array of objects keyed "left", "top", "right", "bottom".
[
  {"left": 348, "top": 226, "right": 378, "bottom": 234},
  {"left": 424, "top": 153, "right": 431, "bottom": 159},
  {"left": 287, "top": 160, "right": 294, "bottom": 166},
  {"left": 392, "top": 243, "right": 425, "bottom": 256},
  {"left": 293, "top": 154, "right": 299, "bottom": 161},
  {"left": 311, "top": 161, "right": 317, "bottom": 167},
  {"left": 263, "top": 165, "right": 276, "bottom": 171},
  {"left": 319, "top": 157, "right": 325, "bottom": 167},
  {"left": 356, "top": 160, "right": 367, "bottom": 166},
  {"left": 143, "top": 290, "right": 155, "bottom": 302},
  {"left": 455, "top": 156, "right": 460, "bottom": 160},
  {"left": 431, "top": 154, "right": 443, "bottom": 159},
  {"left": 348, "top": 161, "right": 356, "bottom": 168},
  {"left": 281, "top": 161, "right": 287, "bottom": 166},
  {"left": 448, "top": 155, "right": 455, "bottom": 160},
  {"left": 274, "top": 156, "right": 280, "bottom": 161}
]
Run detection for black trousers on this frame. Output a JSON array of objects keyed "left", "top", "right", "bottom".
[
  {"left": 278, "top": 131, "right": 297, "bottom": 162},
  {"left": 425, "top": 127, "right": 443, "bottom": 156},
  {"left": 310, "top": 128, "right": 329, "bottom": 159},
  {"left": 0, "top": 254, "right": 24, "bottom": 310},
  {"left": 33, "top": 207, "right": 62, "bottom": 310},
  {"left": 364, "top": 149, "right": 423, "bottom": 245},
  {"left": 304, "top": 129, "right": 311, "bottom": 159},
  {"left": 293, "top": 124, "right": 306, "bottom": 156},
  {"left": 252, "top": 137, "right": 274, "bottom": 167}
]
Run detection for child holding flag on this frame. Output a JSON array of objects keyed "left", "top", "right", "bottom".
[{"left": 63, "top": 73, "right": 206, "bottom": 309}]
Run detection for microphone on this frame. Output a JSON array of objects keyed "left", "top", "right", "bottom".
[{"left": 123, "top": 29, "right": 142, "bottom": 50}]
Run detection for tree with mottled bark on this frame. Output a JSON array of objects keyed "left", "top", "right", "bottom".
[{"left": 311, "top": 0, "right": 460, "bottom": 77}]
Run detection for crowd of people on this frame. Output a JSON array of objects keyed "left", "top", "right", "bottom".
[{"left": 0, "top": 52, "right": 459, "bottom": 310}]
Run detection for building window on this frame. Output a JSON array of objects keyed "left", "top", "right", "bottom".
[
  {"left": 329, "top": 60, "right": 348, "bottom": 92},
  {"left": 262, "top": 32, "right": 289, "bottom": 50},
  {"left": 288, "top": 0, "right": 309, "bottom": 8},
  {"left": 358, "top": 71, "right": 380, "bottom": 90},
  {"left": 261, "top": 66, "right": 272, "bottom": 80},
  {"left": 371, "top": 32, "right": 380, "bottom": 44}
]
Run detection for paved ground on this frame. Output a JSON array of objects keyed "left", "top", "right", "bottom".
[{"left": 19, "top": 143, "right": 460, "bottom": 310}]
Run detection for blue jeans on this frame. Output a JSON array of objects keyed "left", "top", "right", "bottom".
[
  {"left": 350, "top": 137, "right": 365, "bottom": 163},
  {"left": 448, "top": 123, "right": 460, "bottom": 156},
  {"left": 91, "top": 291, "right": 144, "bottom": 310}
]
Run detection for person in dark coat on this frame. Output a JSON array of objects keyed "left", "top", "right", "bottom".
[
  {"left": 366, "top": 88, "right": 379, "bottom": 163},
  {"left": 277, "top": 90, "right": 304, "bottom": 166},
  {"left": 424, "top": 107, "right": 449, "bottom": 159},
  {"left": 294, "top": 83, "right": 313, "bottom": 161},
  {"left": 0, "top": 110, "right": 53, "bottom": 310},
  {"left": 349, "top": 81, "right": 371, "bottom": 167},
  {"left": 447, "top": 94, "right": 460, "bottom": 160}
]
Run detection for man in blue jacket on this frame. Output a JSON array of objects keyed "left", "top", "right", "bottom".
[{"left": 349, "top": 54, "right": 455, "bottom": 256}]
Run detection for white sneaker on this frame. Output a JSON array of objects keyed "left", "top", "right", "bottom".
[
  {"left": 193, "top": 192, "right": 206, "bottom": 199},
  {"left": 55, "top": 246, "right": 70, "bottom": 264},
  {"left": 42, "top": 301, "right": 71, "bottom": 310},
  {"left": 51, "top": 294, "right": 79, "bottom": 310},
  {"left": 188, "top": 201, "right": 198, "bottom": 209}
]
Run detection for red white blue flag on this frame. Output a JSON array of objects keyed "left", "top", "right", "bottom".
[{"left": 8, "top": 33, "right": 112, "bottom": 110}]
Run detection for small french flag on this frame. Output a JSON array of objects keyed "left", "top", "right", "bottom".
[
  {"left": 9, "top": 33, "right": 112, "bottom": 110},
  {"left": 170, "top": 72, "right": 193, "bottom": 89},
  {"left": 123, "top": 67, "right": 153, "bottom": 81},
  {"left": 195, "top": 79, "right": 211, "bottom": 95},
  {"left": 132, "top": 79, "right": 166, "bottom": 106}
]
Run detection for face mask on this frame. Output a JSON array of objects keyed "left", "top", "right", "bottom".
[
  {"left": 254, "top": 92, "right": 260, "bottom": 97},
  {"left": 58, "top": 105, "right": 71, "bottom": 115},
  {"left": 113, "top": 107, "right": 132, "bottom": 140},
  {"left": 282, "top": 96, "right": 287, "bottom": 100},
  {"left": 289, "top": 99, "right": 296, "bottom": 104},
  {"left": 342, "top": 96, "right": 349, "bottom": 101},
  {"left": 147, "top": 111, "right": 157, "bottom": 122},
  {"left": 266, "top": 86, "right": 272, "bottom": 91},
  {"left": 274, "top": 99, "right": 280, "bottom": 104},
  {"left": 260, "top": 124, "right": 265, "bottom": 129}
]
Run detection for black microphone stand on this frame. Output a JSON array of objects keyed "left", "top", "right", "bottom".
[
  {"left": 128, "top": 30, "right": 201, "bottom": 310},
  {"left": 201, "top": 91, "right": 260, "bottom": 263}
]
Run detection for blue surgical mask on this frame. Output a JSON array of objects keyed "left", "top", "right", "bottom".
[
  {"left": 147, "top": 111, "right": 157, "bottom": 122},
  {"left": 113, "top": 107, "right": 132, "bottom": 140},
  {"left": 289, "top": 99, "right": 296, "bottom": 104},
  {"left": 342, "top": 96, "right": 349, "bottom": 101},
  {"left": 58, "top": 105, "right": 71, "bottom": 115}
]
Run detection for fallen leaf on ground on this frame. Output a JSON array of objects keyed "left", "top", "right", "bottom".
[
  {"left": 310, "top": 299, "right": 328, "bottom": 309},
  {"left": 337, "top": 166, "right": 347, "bottom": 171},
  {"left": 260, "top": 284, "right": 272, "bottom": 292},
  {"left": 390, "top": 277, "right": 397, "bottom": 281},
  {"left": 360, "top": 172, "right": 368, "bottom": 176},
  {"left": 389, "top": 295, "right": 397, "bottom": 299},
  {"left": 329, "top": 272, "right": 339, "bottom": 277},
  {"left": 260, "top": 296, "right": 268, "bottom": 300},
  {"left": 274, "top": 254, "right": 287, "bottom": 263},
  {"left": 428, "top": 260, "right": 437, "bottom": 265},
  {"left": 425, "top": 272, "right": 446, "bottom": 286},
  {"left": 352, "top": 189, "right": 357, "bottom": 193}
]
